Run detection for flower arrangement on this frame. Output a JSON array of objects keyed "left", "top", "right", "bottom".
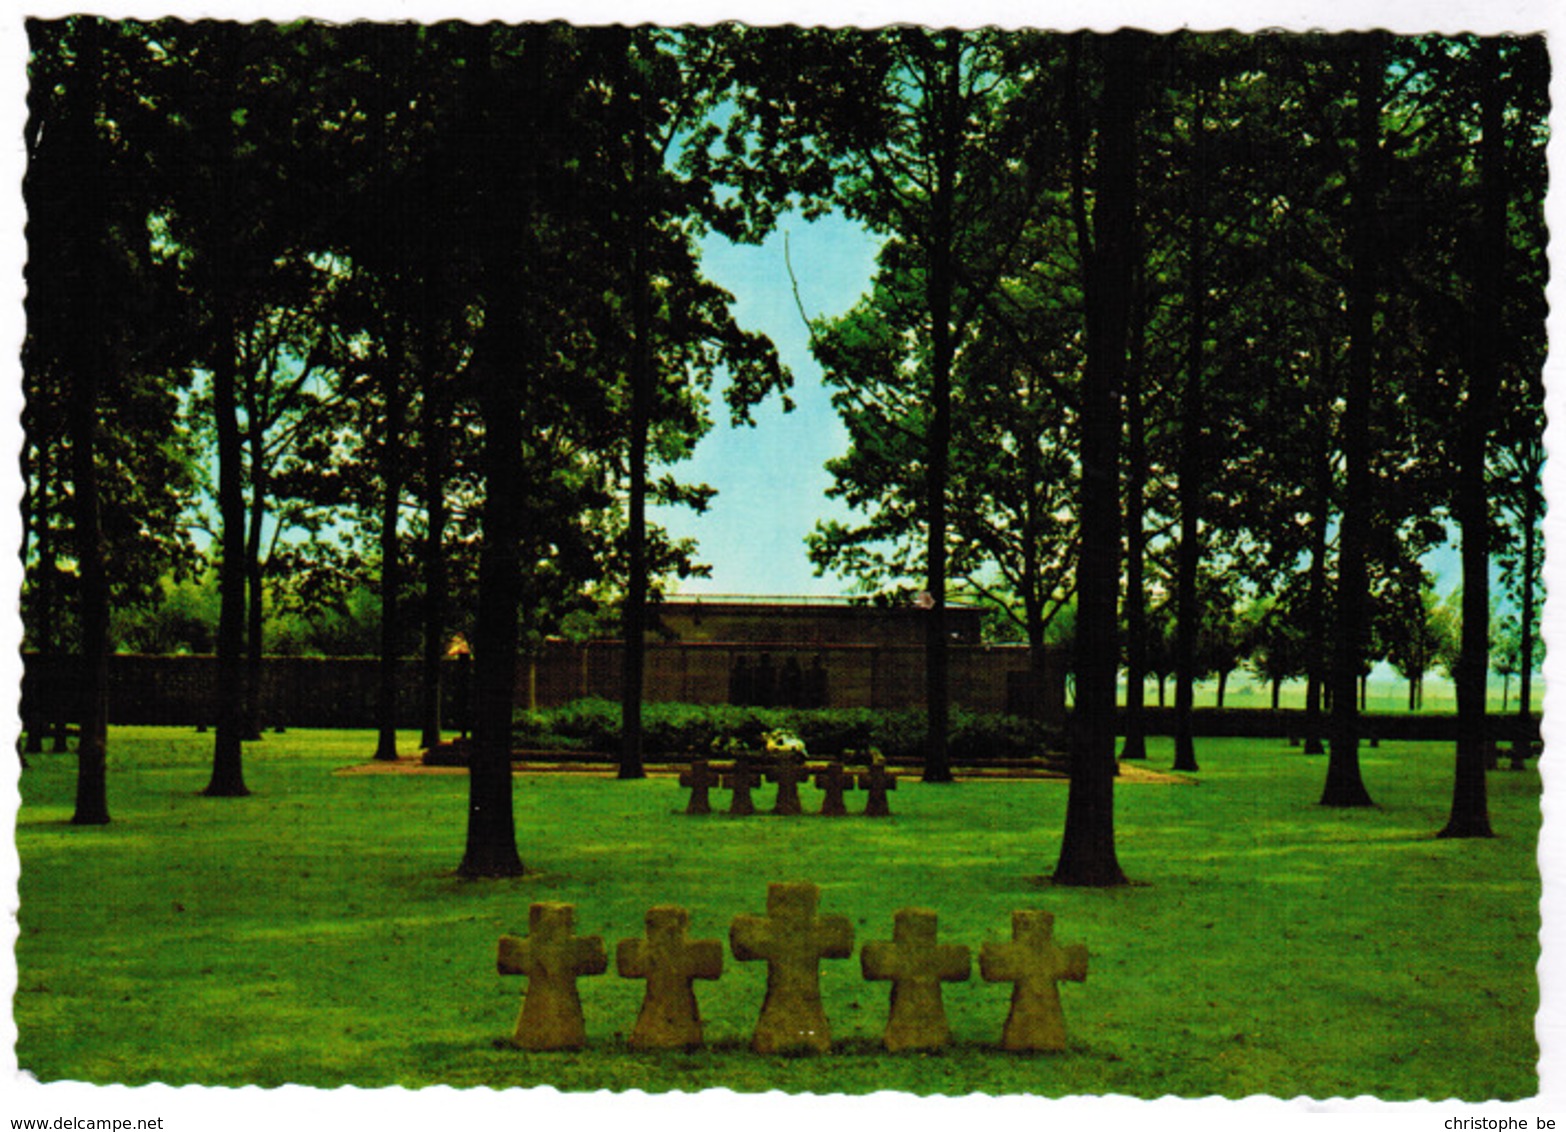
[{"left": 762, "top": 728, "right": 808, "bottom": 762}]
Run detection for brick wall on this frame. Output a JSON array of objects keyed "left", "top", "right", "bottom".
[{"left": 20, "top": 641, "right": 1067, "bottom": 730}]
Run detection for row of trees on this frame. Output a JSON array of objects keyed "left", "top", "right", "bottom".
[
  {"left": 791, "top": 30, "right": 1544, "bottom": 860},
  {"left": 24, "top": 24, "right": 1547, "bottom": 884}
]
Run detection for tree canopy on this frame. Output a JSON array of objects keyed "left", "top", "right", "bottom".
[{"left": 23, "top": 23, "right": 1548, "bottom": 871}]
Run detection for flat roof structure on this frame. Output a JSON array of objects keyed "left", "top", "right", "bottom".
[{"left": 649, "top": 595, "right": 984, "bottom": 648}]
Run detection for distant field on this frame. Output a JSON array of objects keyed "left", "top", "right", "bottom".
[{"left": 1119, "top": 675, "right": 1543, "bottom": 715}]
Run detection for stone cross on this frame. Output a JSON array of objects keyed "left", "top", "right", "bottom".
[
  {"left": 680, "top": 759, "right": 721, "bottom": 815},
  {"left": 723, "top": 764, "right": 760, "bottom": 816},
  {"left": 857, "top": 763, "right": 898, "bottom": 817},
  {"left": 730, "top": 881, "right": 855, "bottom": 1054},
  {"left": 814, "top": 762, "right": 855, "bottom": 816},
  {"left": 979, "top": 910, "right": 1088, "bottom": 1052},
  {"left": 767, "top": 760, "right": 811, "bottom": 815},
  {"left": 496, "top": 902, "right": 608, "bottom": 1050},
  {"left": 616, "top": 905, "right": 724, "bottom": 1051},
  {"left": 861, "top": 908, "right": 971, "bottom": 1052}
]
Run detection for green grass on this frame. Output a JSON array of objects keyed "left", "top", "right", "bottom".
[{"left": 14, "top": 727, "right": 1541, "bottom": 1098}]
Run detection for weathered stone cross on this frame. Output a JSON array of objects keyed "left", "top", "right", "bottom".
[
  {"left": 496, "top": 902, "right": 608, "bottom": 1050},
  {"left": 680, "top": 758, "right": 721, "bottom": 815},
  {"left": 730, "top": 881, "right": 855, "bottom": 1054},
  {"left": 723, "top": 764, "right": 760, "bottom": 816},
  {"left": 616, "top": 905, "right": 724, "bottom": 1050},
  {"left": 813, "top": 763, "right": 855, "bottom": 816},
  {"left": 767, "top": 760, "right": 810, "bottom": 815},
  {"left": 857, "top": 763, "right": 898, "bottom": 816},
  {"left": 861, "top": 908, "right": 971, "bottom": 1051},
  {"left": 979, "top": 910, "right": 1088, "bottom": 1051}
]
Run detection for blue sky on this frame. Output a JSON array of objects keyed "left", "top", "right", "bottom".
[{"left": 653, "top": 214, "right": 882, "bottom": 597}]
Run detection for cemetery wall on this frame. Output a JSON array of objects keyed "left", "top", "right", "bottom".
[{"left": 19, "top": 642, "right": 1067, "bottom": 729}]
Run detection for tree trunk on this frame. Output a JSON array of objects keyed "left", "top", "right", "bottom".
[
  {"left": 419, "top": 361, "right": 451, "bottom": 750},
  {"left": 1302, "top": 332, "right": 1332, "bottom": 756},
  {"left": 243, "top": 379, "right": 266, "bottom": 742},
  {"left": 1516, "top": 453, "right": 1538, "bottom": 732},
  {"left": 1054, "top": 30, "right": 1137, "bottom": 888},
  {"left": 460, "top": 330, "right": 526, "bottom": 878},
  {"left": 55, "top": 19, "right": 111, "bottom": 822},
  {"left": 375, "top": 350, "right": 407, "bottom": 762},
  {"left": 68, "top": 366, "right": 110, "bottom": 824},
  {"left": 24, "top": 443, "right": 54, "bottom": 757},
  {"left": 1172, "top": 75, "right": 1207, "bottom": 775},
  {"left": 619, "top": 72, "right": 650, "bottom": 782},
  {"left": 1120, "top": 249, "right": 1150, "bottom": 762},
  {"left": 921, "top": 31, "right": 962, "bottom": 785},
  {"left": 206, "top": 299, "right": 250, "bottom": 798},
  {"left": 1441, "top": 36, "right": 1503, "bottom": 839},
  {"left": 1321, "top": 32, "right": 1380, "bottom": 809},
  {"left": 65, "top": 118, "right": 110, "bottom": 821}
]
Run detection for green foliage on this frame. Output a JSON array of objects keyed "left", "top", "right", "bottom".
[{"left": 512, "top": 699, "right": 1060, "bottom": 762}]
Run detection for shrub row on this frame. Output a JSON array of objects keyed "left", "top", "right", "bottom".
[{"left": 509, "top": 698, "right": 1064, "bottom": 763}]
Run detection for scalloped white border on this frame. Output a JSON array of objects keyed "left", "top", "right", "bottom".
[{"left": 0, "top": 3, "right": 1558, "bottom": 1128}]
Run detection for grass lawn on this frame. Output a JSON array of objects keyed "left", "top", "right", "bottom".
[{"left": 14, "top": 727, "right": 1541, "bottom": 1099}]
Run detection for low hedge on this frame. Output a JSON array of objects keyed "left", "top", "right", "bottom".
[{"left": 510, "top": 698, "right": 1063, "bottom": 763}]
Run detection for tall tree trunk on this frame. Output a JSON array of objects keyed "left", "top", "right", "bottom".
[
  {"left": 1321, "top": 33, "right": 1381, "bottom": 808},
  {"left": 375, "top": 350, "right": 408, "bottom": 761},
  {"left": 1441, "top": 36, "right": 1504, "bottom": 838},
  {"left": 620, "top": 64, "right": 650, "bottom": 782},
  {"left": 23, "top": 441, "right": 54, "bottom": 757},
  {"left": 922, "top": 31, "right": 961, "bottom": 785},
  {"left": 55, "top": 19, "right": 111, "bottom": 821},
  {"left": 1121, "top": 250, "right": 1150, "bottom": 762},
  {"left": 460, "top": 325, "right": 526, "bottom": 877},
  {"left": 1303, "top": 369, "right": 1331, "bottom": 756},
  {"left": 201, "top": 24, "right": 249, "bottom": 799},
  {"left": 1515, "top": 448, "right": 1538, "bottom": 733},
  {"left": 68, "top": 358, "right": 110, "bottom": 823},
  {"left": 206, "top": 295, "right": 251, "bottom": 798},
  {"left": 1055, "top": 30, "right": 1137, "bottom": 888},
  {"left": 419, "top": 361, "right": 451, "bottom": 750},
  {"left": 243, "top": 380, "right": 266, "bottom": 741},
  {"left": 1172, "top": 93, "right": 1207, "bottom": 773}
]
